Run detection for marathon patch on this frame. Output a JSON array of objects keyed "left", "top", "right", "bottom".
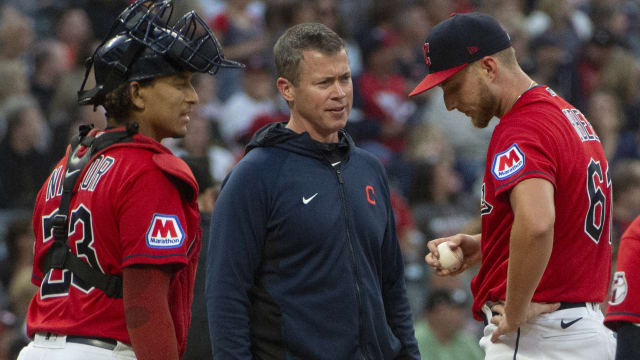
[
  {"left": 146, "top": 214, "right": 185, "bottom": 249},
  {"left": 492, "top": 144, "right": 525, "bottom": 180}
]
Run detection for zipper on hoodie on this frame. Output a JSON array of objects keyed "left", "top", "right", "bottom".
[{"left": 335, "top": 167, "right": 370, "bottom": 360}]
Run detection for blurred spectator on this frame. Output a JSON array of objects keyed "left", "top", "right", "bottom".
[
  {"left": 29, "top": 40, "right": 70, "bottom": 115},
  {"left": 422, "top": 0, "right": 473, "bottom": 25},
  {"left": 419, "top": 94, "right": 494, "bottom": 194},
  {"left": 0, "top": 5, "right": 35, "bottom": 61},
  {"left": 356, "top": 24, "right": 416, "bottom": 156},
  {"left": 587, "top": 89, "right": 624, "bottom": 159},
  {"left": 527, "top": 32, "right": 582, "bottom": 108},
  {"left": 395, "top": 3, "right": 431, "bottom": 92},
  {"left": 599, "top": 49, "right": 640, "bottom": 132},
  {"left": 209, "top": 0, "right": 270, "bottom": 100},
  {"left": 53, "top": 8, "right": 93, "bottom": 68},
  {"left": 0, "top": 96, "right": 51, "bottom": 209},
  {"left": 587, "top": 0, "right": 640, "bottom": 57},
  {"left": 526, "top": 0, "right": 592, "bottom": 53},
  {"left": 192, "top": 74, "right": 224, "bottom": 135},
  {"left": 314, "top": 0, "right": 362, "bottom": 77},
  {"left": 574, "top": 26, "right": 640, "bottom": 119},
  {"left": 0, "top": 61, "right": 29, "bottom": 109},
  {"left": 615, "top": 123, "right": 640, "bottom": 163},
  {"left": 611, "top": 160, "right": 640, "bottom": 248},
  {"left": 48, "top": 60, "right": 93, "bottom": 128},
  {"left": 0, "top": 216, "right": 35, "bottom": 360},
  {"left": 414, "top": 288, "right": 484, "bottom": 360},
  {"left": 219, "top": 57, "right": 278, "bottom": 149},
  {"left": 480, "top": 0, "right": 527, "bottom": 32},
  {"left": 6, "top": 226, "right": 35, "bottom": 321},
  {"left": 406, "top": 124, "right": 475, "bottom": 240},
  {"left": 0, "top": 217, "right": 33, "bottom": 294},
  {"left": 175, "top": 112, "right": 236, "bottom": 184}
]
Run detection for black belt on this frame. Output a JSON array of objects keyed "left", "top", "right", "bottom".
[
  {"left": 66, "top": 336, "right": 118, "bottom": 351},
  {"left": 483, "top": 302, "right": 587, "bottom": 325},
  {"left": 558, "top": 302, "right": 587, "bottom": 310}
]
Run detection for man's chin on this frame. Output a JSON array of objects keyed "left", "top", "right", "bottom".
[{"left": 471, "top": 116, "right": 492, "bottom": 129}]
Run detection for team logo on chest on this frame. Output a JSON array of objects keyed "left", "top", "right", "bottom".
[
  {"left": 146, "top": 214, "right": 185, "bottom": 249},
  {"left": 492, "top": 144, "right": 525, "bottom": 180}
]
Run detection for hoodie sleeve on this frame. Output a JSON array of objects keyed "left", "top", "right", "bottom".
[
  {"left": 206, "top": 158, "right": 269, "bottom": 359},
  {"left": 380, "top": 174, "right": 421, "bottom": 359}
]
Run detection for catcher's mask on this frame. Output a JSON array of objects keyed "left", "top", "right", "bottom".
[{"left": 78, "top": 0, "right": 243, "bottom": 106}]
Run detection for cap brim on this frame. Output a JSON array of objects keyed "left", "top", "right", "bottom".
[{"left": 409, "top": 63, "right": 467, "bottom": 96}]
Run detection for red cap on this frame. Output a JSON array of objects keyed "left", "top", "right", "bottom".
[{"left": 409, "top": 63, "right": 467, "bottom": 96}]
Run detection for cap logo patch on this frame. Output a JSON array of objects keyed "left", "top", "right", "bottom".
[
  {"left": 467, "top": 46, "right": 479, "bottom": 55},
  {"left": 423, "top": 42, "right": 431, "bottom": 66},
  {"left": 492, "top": 144, "right": 525, "bottom": 180},
  {"left": 146, "top": 214, "right": 185, "bottom": 249}
]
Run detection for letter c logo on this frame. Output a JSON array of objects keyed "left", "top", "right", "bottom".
[{"left": 366, "top": 185, "right": 376, "bottom": 205}]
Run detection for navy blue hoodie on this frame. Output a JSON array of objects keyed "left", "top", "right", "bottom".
[{"left": 206, "top": 123, "right": 419, "bottom": 359}]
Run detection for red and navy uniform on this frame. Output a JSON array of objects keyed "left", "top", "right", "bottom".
[
  {"left": 26, "top": 129, "right": 201, "bottom": 356},
  {"left": 605, "top": 215, "right": 640, "bottom": 328},
  {"left": 471, "top": 85, "right": 612, "bottom": 321}
]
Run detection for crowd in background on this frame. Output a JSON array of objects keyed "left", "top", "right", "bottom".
[{"left": 1, "top": 0, "right": 640, "bottom": 359}]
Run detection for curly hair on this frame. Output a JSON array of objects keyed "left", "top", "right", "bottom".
[{"left": 102, "top": 79, "right": 154, "bottom": 122}]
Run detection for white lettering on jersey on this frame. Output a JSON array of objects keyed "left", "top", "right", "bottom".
[
  {"left": 80, "top": 155, "right": 115, "bottom": 192},
  {"left": 146, "top": 214, "right": 185, "bottom": 249},
  {"left": 562, "top": 108, "right": 600, "bottom": 143},
  {"left": 492, "top": 144, "right": 525, "bottom": 180},
  {"left": 46, "top": 165, "right": 64, "bottom": 201},
  {"left": 545, "top": 87, "right": 557, "bottom": 97}
]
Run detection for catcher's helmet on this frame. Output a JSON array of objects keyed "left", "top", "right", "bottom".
[{"left": 78, "top": 0, "right": 243, "bottom": 106}]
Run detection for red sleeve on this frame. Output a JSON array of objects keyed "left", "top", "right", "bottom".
[
  {"left": 123, "top": 265, "right": 179, "bottom": 360},
  {"left": 489, "top": 115, "right": 557, "bottom": 199},
  {"left": 605, "top": 216, "right": 640, "bottom": 328},
  {"left": 117, "top": 168, "right": 191, "bottom": 268}
]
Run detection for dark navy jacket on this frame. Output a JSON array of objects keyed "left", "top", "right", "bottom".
[{"left": 206, "top": 123, "right": 419, "bottom": 359}]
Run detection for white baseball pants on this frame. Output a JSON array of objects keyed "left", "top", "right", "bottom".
[
  {"left": 479, "top": 302, "right": 616, "bottom": 360},
  {"left": 17, "top": 332, "right": 136, "bottom": 360}
]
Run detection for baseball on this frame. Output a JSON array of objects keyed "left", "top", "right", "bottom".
[{"left": 436, "top": 242, "right": 463, "bottom": 271}]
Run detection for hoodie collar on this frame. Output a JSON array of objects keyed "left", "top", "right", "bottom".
[{"left": 245, "top": 122, "right": 352, "bottom": 163}]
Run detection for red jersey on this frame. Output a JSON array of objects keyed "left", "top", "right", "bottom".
[
  {"left": 605, "top": 215, "right": 640, "bottom": 329},
  {"left": 26, "top": 130, "right": 201, "bottom": 356},
  {"left": 470, "top": 86, "right": 612, "bottom": 321}
]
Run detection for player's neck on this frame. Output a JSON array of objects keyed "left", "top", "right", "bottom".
[{"left": 499, "top": 76, "right": 537, "bottom": 118}]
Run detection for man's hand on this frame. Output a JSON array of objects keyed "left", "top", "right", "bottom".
[
  {"left": 489, "top": 301, "right": 561, "bottom": 342},
  {"left": 425, "top": 233, "right": 481, "bottom": 276}
]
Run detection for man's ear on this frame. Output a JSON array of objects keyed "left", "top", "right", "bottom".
[
  {"left": 129, "top": 81, "right": 145, "bottom": 110},
  {"left": 276, "top": 77, "right": 295, "bottom": 103},
  {"left": 479, "top": 56, "right": 499, "bottom": 80}
]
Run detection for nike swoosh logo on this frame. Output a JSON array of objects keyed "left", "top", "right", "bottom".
[
  {"left": 302, "top": 193, "right": 318, "bottom": 204},
  {"left": 560, "top": 317, "right": 583, "bottom": 329},
  {"left": 65, "top": 169, "right": 81, "bottom": 178}
]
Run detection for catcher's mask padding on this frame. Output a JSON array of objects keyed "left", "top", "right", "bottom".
[{"left": 78, "top": 0, "right": 243, "bottom": 106}]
